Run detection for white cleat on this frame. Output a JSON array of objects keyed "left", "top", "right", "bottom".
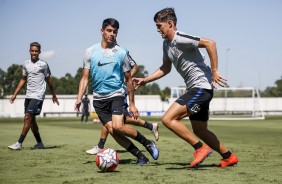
[
  {"left": 86, "top": 145, "right": 102, "bottom": 155},
  {"left": 152, "top": 123, "right": 159, "bottom": 141},
  {"left": 33, "top": 142, "right": 45, "bottom": 149},
  {"left": 8, "top": 142, "right": 22, "bottom": 150}
]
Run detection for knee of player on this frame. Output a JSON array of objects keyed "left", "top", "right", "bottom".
[
  {"left": 24, "top": 113, "right": 33, "bottom": 122},
  {"left": 161, "top": 115, "right": 171, "bottom": 126},
  {"left": 113, "top": 125, "right": 125, "bottom": 134}
]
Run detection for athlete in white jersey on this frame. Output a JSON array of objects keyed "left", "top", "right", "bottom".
[
  {"left": 133, "top": 8, "right": 238, "bottom": 168},
  {"left": 8, "top": 42, "right": 59, "bottom": 150},
  {"left": 75, "top": 18, "right": 159, "bottom": 165}
]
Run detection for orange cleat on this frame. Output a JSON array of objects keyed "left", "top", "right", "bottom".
[
  {"left": 216, "top": 153, "right": 238, "bottom": 167},
  {"left": 189, "top": 144, "right": 212, "bottom": 168}
]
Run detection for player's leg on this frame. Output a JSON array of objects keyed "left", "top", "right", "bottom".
[
  {"left": 31, "top": 116, "right": 44, "bottom": 149},
  {"left": 162, "top": 89, "right": 213, "bottom": 168},
  {"left": 92, "top": 97, "right": 149, "bottom": 165},
  {"left": 112, "top": 97, "right": 159, "bottom": 160},
  {"left": 191, "top": 120, "right": 238, "bottom": 167},
  {"left": 8, "top": 99, "right": 33, "bottom": 150},
  {"left": 86, "top": 125, "right": 109, "bottom": 155},
  {"left": 125, "top": 114, "right": 159, "bottom": 141},
  {"left": 109, "top": 115, "right": 149, "bottom": 165}
]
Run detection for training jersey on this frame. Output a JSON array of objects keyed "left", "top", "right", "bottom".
[
  {"left": 163, "top": 30, "right": 212, "bottom": 90},
  {"left": 83, "top": 43, "right": 132, "bottom": 100},
  {"left": 22, "top": 59, "right": 51, "bottom": 101}
]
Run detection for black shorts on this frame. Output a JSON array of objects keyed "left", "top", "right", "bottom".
[
  {"left": 93, "top": 96, "right": 125, "bottom": 125},
  {"left": 24, "top": 98, "right": 43, "bottom": 115},
  {"left": 175, "top": 88, "right": 213, "bottom": 121}
]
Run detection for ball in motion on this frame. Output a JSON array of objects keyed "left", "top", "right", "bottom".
[{"left": 96, "top": 148, "right": 119, "bottom": 172}]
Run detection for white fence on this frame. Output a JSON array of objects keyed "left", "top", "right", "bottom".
[{"left": 1, "top": 95, "right": 282, "bottom": 117}]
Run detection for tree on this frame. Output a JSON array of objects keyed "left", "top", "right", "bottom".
[
  {"left": 262, "top": 76, "right": 282, "bottom": 97},
  {"left": 3, "top": 64, "right": 25, "bottom": 96}
]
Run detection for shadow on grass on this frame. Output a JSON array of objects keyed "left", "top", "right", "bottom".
[
  {"left": 165, "top": 162, "right": 216, "bottom": 170},
  {"left": 30, "top": 145, "right": 65, "bottom": 150}
]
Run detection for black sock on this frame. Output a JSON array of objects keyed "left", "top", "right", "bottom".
[
  {"left": 221, "top": 151, "right": 232, "bottom": 159},
  {"left": 33, "top": 133, "right": 42, "bottom": 143},
  {"left": 134, "top": 131, "right": 150, "bottom": 146},
  {"left": 98, "top": 138, "right": 106, "bottom": 149},
  {"left": 18, "top": 134, "right": 26, "bottom": 144},
  {"left": 192, "top": 141, "right": 203, "bottom": 150},
  {"left": 127, "top": 143, "right": 143, "bottom": 158},
  {"left": 144, "top": 121, "right": 153, "bottom": 131}
]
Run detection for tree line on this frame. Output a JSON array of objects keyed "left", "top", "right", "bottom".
[
  {"left": 1, "top": 64, "right": 282, "bottom": 97},
  {"left": 0, "top": 64, "right": 171, "bottom": 99}
]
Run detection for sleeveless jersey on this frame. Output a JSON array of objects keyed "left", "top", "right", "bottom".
[{"left": 83, "top": 43, "right": 132, "bottom": 100}]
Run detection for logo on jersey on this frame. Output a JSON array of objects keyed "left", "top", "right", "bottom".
[
  {"left": 190, "top": 104, "right": 201, "bottom": 113},
  {"left": 98, "top": 61, "right": 114, "bottom": 66}
]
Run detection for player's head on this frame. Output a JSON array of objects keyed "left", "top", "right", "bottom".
[
  {"left": 29, "top": 42, "right": 41, "bottom": 61},
  {"left": 101, "top": 18, "right": 119, "bottom": 46},
  {"left": 154, "top": 8, "right": 177, "bottom": 40},
  {"left": 154, "top": 8, "right": 177, "bottom": 26}
]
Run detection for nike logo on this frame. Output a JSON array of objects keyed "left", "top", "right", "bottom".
[{"left": 98, "top": 61, "right": 114, "bottom": 66}]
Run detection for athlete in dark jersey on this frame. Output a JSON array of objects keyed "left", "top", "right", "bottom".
[{"left": 133, "top": 8, "right": 238, "bottom": 168}]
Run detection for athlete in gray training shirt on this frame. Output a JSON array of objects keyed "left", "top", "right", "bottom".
[
  {"left": 133, "top": 8, "right": 238, "bottom": 168},
  {"left": 8, "top": 42, "right": 59, "bottom": 151}
]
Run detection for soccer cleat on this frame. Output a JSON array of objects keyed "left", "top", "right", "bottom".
[
  {"left": 8, "top": 142, "right": 22, "bottom": 150},
  {"left": 189, "top": 144, "right": 212, "bottom": 168},
  {"left": 33, "top": 142, "right": 45, "bottom": 149},
  {"left": 146, "top": 141, "right": 159, "bottom": 160},
  {"left": 136, "top": 156, "right": 149, "bottom": 165},
  {"left": 216, "top": 153, "right": 238, "bottom": 167},
  {"left": 151, "top": 123, "right": 159, "bottom": 141},
  {"left": 86, "top": 145, "right": 102, "bottom": 155}
]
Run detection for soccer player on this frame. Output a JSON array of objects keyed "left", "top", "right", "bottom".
[
  {"left": 133, "top": 8, "right": 238, "bottom": 168},
  {"left": 86, "top": 63, "right": 159, "bottom": 155},
  {"left": 81, "top": 94, "right": 90, "bottom": 123},
  {"left": 74, "top": 18, "right": 159, "bottom": 165},
  {"left": 8, "top": 42, "right": 59, "bottom": 150}
]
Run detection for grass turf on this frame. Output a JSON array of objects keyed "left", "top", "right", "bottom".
[{"left": 0, "top": 117, "right": 282, "bottom": 184}]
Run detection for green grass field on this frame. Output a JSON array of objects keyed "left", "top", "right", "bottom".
[{"left": 0, "top": 116, "right": 282, "bottom": 184}]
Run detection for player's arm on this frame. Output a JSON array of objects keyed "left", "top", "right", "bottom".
[
  {"left": 130, "top": 64, "right": 139, "bottom": 77},
  {"left": 75, "top": 68, "right": 89, "bottom": 112},
  {"left": 10, "top": 76, "right": 26, "bottom": 103},
  {"left": 46, "top": 76, "right": 59, "bottom": 105},
  {"left": 133, "top": 59, "right": 172, "bottom": 87},
  {"left": 198, "top": 37, "right": 227, "bottom": 87},
  {"left": 125, "top": 71, "right": 138, "bottom": 119}
]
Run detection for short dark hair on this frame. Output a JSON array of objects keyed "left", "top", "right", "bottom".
[
  {"left": 154, "top": 7, "right": 177, "bottom": 26},
  {"left": 30, "top": 42, "right": 41, "bottom": 51},
  {"left": 102, "top": 18, "right": 119, "bottom": 30}
]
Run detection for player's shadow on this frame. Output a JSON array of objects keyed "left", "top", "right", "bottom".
[
  {"left": 30, "top": 145, "right": 65, "bottom": 150},
  {"left": 165, "top": 162, "right": 215, "bottom": 170}
]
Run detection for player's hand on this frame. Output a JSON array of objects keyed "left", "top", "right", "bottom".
[
  {"left": 52, "top": 95, "right": 60, "bottom": 105},
  {"left": 211, "top": 70, "right": 228, "bottom": 88},
  {"left": 9, "top": 95, "right": 16, "bottom": 104},
  {"left": 132, "top": 78, "right": 146, "bottom": 90},
  {"left": 129, "top": 104, "right": 139, "bottom": 120},
  {"left": 74, "top": 100, "right": 81, "bottom": 112}
]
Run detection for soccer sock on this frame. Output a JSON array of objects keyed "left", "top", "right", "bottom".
[
  {"left": 221, "top": 151, "right": 232, "bottom": 159},
  {"left": 143, "top": 121, "right": 153, "bottom": 131},
  {"left": 192, "top": 141, "right": 203, "bottom": 150},
  {"left": 33, "top": 133, "right": 42, "bottom": 143},
  {"left": 98, "top": 138, "right": 106, "bottom": 149},
  {"left": 134, "top": 131, "right": 151, "bottom": 146},
  {"left": 127, "top": 143, "right": 143, "bottom": 158},
  {"left": 18, "top": 134, "right": 26, "bottom": 144}
]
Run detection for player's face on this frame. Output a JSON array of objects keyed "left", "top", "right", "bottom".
[
  {"left": 29, "top": 46, "right": 40, "bottom": 62},
  {"left": 155, "top": 21, "right": 170, "bottom": 39},
  {"left": 101, "top": 25, "right": 118, "bottom": 46}
]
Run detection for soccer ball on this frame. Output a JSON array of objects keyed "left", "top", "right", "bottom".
[{"left": 95, "top": 148, "right": 119, "bottom": 172}]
